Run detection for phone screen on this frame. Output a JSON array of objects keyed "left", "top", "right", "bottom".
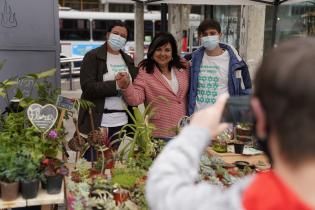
[{"left": 221, "top": 95, "right": 254, "bottom": 124}]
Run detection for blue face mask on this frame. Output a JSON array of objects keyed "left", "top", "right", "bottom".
[
  {"left": 107, "top": 33, "right": 126, "bottom": 51},
  {"left": 201, "top": 35, "right": 219, "bottom": 51}
]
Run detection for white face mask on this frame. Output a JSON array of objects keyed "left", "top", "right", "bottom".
[
  {"left": 201, "top": 35, "right": 220, "bottom": 51},
  {"left": 107, "top": 33, "right": 126, "bottom": 51}
]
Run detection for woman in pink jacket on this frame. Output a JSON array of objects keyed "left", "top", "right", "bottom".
[{"left": 116, "top": 32, "right": 189, "bottom": 140}]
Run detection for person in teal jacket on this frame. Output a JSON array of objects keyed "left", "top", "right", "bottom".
[{"left": 187, "top": 19, "right": 252, "bottom": 116}]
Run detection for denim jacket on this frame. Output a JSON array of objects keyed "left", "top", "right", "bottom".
[{"left": 188, "top": 43, "right": 252, "bottom": 115}]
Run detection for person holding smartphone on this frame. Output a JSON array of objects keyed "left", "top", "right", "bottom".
[
  {"left": 187, "top": 19, "right": 252, "bottom": 116},
  {"left": 146, "top": 38, "right": 315, "bottom": 210}
]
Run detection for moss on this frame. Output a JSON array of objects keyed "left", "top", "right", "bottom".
[{"left": 111, "top": 168, "right": 145, "bottom": 190}]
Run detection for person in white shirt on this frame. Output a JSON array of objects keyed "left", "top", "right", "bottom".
[
  {"left": 187, "top": 19, "right": 252, "bottom": 116},
  {"left": 78, "top": 21, "right": 138, "bottom": 160}
]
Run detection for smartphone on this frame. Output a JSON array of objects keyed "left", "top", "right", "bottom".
[{"left": 221, "top": 95, "right": 254, "bottom": 124}]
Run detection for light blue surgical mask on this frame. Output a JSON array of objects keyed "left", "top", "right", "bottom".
[
  {"left": 201, "top": 35, "right": 220, "bottom": 51},
  {"left": 107, "top": 33, "right": 126, "bottom": 51}
]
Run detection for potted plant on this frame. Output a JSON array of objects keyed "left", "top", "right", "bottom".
[
  {"left": 71, "top": 158, "right": 91, "bottom": 183},
  {"left": 233, "top": 141, "right": 245, "bottom": 154},
  {"left": 235, "top": 123, "right": 253, "bottom": 137},
  {"left": 212, "top": 129, "right": 232, "bottom": 153},
  {"left": 0, "top": 151, "right": 21, "bottom": 201},
  {"left": 118, "top": 104, "right": 156, "bottom": 170},
  {"left": 41, "top": 157, "right": 69, "bottom": 194},
  {"left": 17, "top": 152, "right": 42, "bottom": 199}
]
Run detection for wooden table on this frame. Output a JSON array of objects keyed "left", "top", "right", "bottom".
[
  {"left": 207, "top": 147, "right": 270, "bottom": 169},
  {"left": 0, "top": 183, "right": 64, "bottom": 210}
]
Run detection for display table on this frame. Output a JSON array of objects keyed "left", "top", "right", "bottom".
[
  {"left": 207, "top": 147, "right": 270, "bottom": 168},
  {"left": 0, "top": 183, "right": 64, "bottom": 210}
]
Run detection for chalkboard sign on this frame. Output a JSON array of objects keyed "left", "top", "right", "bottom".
[
  {"left": 56, "top": 95, "right": 76, "bottom": 112},
  {"left": 27, "top": 103, "right": 58, "bottom": 133}
]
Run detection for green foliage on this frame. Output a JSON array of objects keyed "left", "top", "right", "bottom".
[
  {"left": 35, "top": 79, "right": 61, "bottom": 105},
  {"left": 75, "top": 99, "right": 95, "bottom": 110},
  {"left": 74, "top": 159, "right": 91, "bottom": 182},
  {"left": 119, "top": 104, "right": 156, "bottom": 168},
  {"left": 111, "top": 167, "right": 145, "bottom": 190},
  {"left": 130, "top": 183, "right": 148, "bottom": 210},
  {"left": 0, "top": 150, "right": 21, "bottom": 183},
  {"left": 16, "top": 152, "right": 42, "bottom": 181},
  {"left": 0, "top": 67, "right": 64, "bottom": 183}
]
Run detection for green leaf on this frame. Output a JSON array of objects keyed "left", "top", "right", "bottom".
[
  {"left": 3, "top": 79, "right": 18, "bottom": 86},
  {"left": 0, "top": 87, "right": 5, "bottom": 97},
  {"left": 14, "top": 88, "right": 24, "bottom": 99},
  {"left": 26, "top": 73, "right": 38, "bottom": 79},
  {"left": 36, "top": 68, "right": 56, "bottom": 79}
]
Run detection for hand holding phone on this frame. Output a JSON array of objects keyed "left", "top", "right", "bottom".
[{"left": 221, "top": 95, "right": 254, "bottom": 124}]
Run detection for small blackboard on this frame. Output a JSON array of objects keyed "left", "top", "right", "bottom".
[
  {"left": 56, "top": 95, "right": 76, "bottom": 112},
  {"left": 27, "top": 103, "right": 58, "bottom": 133}
]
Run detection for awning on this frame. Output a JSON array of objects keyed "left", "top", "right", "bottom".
[{"left": 132, "top": 0, "right": 311, "bottom": 5}]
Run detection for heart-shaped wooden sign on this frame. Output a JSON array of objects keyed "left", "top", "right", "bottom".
[{"left": 27, "top": 104, "right": 58, "bottom": 133}]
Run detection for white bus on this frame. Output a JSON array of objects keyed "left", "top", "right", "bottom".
[{"left": 59, "top": 10, "right": 201, "bottom": 58}]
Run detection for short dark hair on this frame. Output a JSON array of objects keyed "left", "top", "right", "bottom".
[
  {"left": 254, "top": 38, "right": 315, "bottom": 164},
  {"left": 107, "top": 21, "right": 130, "bottom": 40},
  {"left": 197, "top": 19, "right": 221, "bottom": 36},
  {"left": 138, "top": 32, "right": 186, "bottom": 74}
]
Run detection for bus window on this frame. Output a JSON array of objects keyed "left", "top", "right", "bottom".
[
  {"left": 92, "top": 20, "right": 121, "bottom": 41},
  {"left": 144, "top": 20, "right": 153, "bottom": 42},
  {"left": 124, "top": 20, "right": 134, "bottom": 41},
  {"left": 60, "top": 19, "right": 90, "bottom": 41}
]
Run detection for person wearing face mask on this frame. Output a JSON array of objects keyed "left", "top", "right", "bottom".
[
  {"left": 77, "top": 21, "right": 138, "bottom": 159},
  {"left": 187, "top": 19, "right": 252, "bottom": 116},
  {"left": 146, "top": 38, "right": 315, "bottom": 210}
]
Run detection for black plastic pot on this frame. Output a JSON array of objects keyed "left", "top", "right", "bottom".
[
  {"left": 41, "top": 179, "right": 47, "bottom": 190},
  {"left": 21, "top": 180, "right": 39, "bottom": 199},
  {"left": 46, "top": 175, "right": 63, "bottom": 194},
  {"left": 234, "top": 143, "right": 245, "bottom": 154}
]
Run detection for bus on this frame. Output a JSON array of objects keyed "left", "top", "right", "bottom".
[{"left": 59, "top": 10, "right": 201, "bottom": 58}]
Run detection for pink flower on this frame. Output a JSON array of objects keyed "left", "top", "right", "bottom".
[{"left": 48, "top": 130, "right": 58, "bottom": 139}]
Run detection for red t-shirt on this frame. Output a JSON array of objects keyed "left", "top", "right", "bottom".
[{"left": 243, "top": 171, "right": 312, "bottom": 210}]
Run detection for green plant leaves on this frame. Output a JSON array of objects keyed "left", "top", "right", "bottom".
[{"left": 26, "top": 68, "right": 56, "bottom": 79}]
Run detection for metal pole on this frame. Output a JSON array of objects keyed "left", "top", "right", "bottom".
[
  {"left": 69, "top": 62, "right": 73, "bottom": 90},
  {"left": 271, "top": 0, "right": 280, "bottom": 47},
  {"left": 135, "top": 1, "right": 144, "bottom": 66},
  {"left": 161, "top": 3, "right": 167, "bottom": 33}
]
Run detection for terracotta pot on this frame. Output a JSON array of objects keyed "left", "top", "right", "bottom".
[
  {"left": 89, "top": 168, "right": 101, "bottom": 178},
  {"left": 0, "top": 181, "right": 19, "bottom": 201},
  {"left": 71, "top": 171, "right": 81, "bottom": 183},
  {"left": 113, "top": 189, "right": 129, "bottom": 204},
  {"left": 21, "top": 179, "right": 39, "bottom": 199}
]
